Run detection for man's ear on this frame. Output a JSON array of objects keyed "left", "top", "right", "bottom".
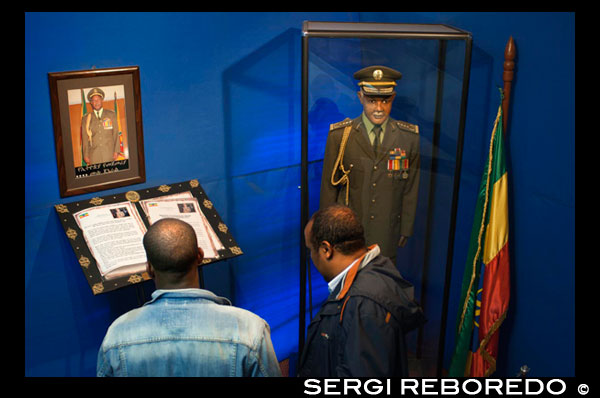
[
  {"left": 197, "top": 247, "right": 204, "bottom": 265},
  {"left": 146, "top": 261, "right": 155, "bottom": 280},
  {"left": 320, "top": 241, "right": 334, "bottom": 260}
]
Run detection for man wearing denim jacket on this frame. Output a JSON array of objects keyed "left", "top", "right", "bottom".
[{"left": 96, "top": 218, "right": 281, "bottom": 377}]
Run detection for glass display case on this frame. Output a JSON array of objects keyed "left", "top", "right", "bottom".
[{"left": 300, "top": 21, "right": 472, "bottom": 376}]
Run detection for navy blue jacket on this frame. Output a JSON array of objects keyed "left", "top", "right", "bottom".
[{"left": 298, "top": 246, "right": 426, "bottom": 377}]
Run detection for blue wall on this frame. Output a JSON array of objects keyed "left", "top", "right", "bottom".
[{"left": 25, "top": 12, "right": 575, "bottom": 377}]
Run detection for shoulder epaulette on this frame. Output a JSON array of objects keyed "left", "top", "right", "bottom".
[
  {"left": 329, "top": 118, "right": 352, "bottom": 131},
  {"left": 395, "top": 120, "right": 419, "bottom": 134}
]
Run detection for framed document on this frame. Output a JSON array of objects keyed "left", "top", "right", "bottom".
[
  {"left": 48, "top": 66, "right": 145, "bottom": 197},
  {"left": 55, "top": 179, "right": 242, "bottom": 295}
]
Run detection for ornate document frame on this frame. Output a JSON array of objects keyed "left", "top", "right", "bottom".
[{"left": 55, "top": 179, "right": 243, "bottom": 295}]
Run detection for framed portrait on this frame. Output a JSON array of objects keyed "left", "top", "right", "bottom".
[{"left": 48, "top": 66, "right": 145, "bottom": 197}]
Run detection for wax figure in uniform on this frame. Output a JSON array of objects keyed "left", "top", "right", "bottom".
[
  {"left": 81, "top": 87, "right": 121, "bottom": 165},
  {"left": 320, "top": 66, "right": 420, "bottom": 261},
  {"left": 97, "top": 218, "right": 281, "bottom": 377},
  {"left": 298, "top": 205, "right": 426, "bottom": 377}
]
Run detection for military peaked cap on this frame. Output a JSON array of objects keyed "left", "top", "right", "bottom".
[
  {"left": 87, "top": 87, "right": 105, "bottom": 102},
  {"left": 354, "top": 65, "right": 402, "bottom": 96}
]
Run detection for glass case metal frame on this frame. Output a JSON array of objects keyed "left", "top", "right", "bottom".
[{"left": 299, "top": 21, "right": 472, "bottom": 376}]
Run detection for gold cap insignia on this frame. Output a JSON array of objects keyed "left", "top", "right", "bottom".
[{"left": 373, "top": 69, "right": 383, "bottom": 80}]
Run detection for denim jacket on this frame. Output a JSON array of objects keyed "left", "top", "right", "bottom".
[{"left": 97, "top": 288, "right": 281, "bottom": 377}]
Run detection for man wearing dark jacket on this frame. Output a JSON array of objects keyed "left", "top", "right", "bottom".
[{"left": 298, "top": 205, "right": 426, "bottom": 377}]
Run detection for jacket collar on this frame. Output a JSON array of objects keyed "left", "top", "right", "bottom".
[
  {"left": 145, "top": 288, "right": 232, "bottom": 306},
  {"left": 352, "top": 116, "right": 398, "bottom": 163},
  {"left": 334, "top": 244, "right": 380, "bottom": 300}
]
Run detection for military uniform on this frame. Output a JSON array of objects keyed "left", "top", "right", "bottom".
[
  {"left": 81, "top": 88, "right": 120, "bottom": 165},
  {"left": 319, "top": 66, "right": 420, "bottom": 260}
]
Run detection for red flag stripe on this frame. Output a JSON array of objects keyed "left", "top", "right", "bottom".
[{"left": 471, "top": 240, "right": 510, "bottom": 376}]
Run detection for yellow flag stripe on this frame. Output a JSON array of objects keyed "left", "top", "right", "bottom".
[
  {"left": 483, "top": 171, "right": 508, "bottom": 264},
  {"left": 116, "top": 101, "right": 122, "bottom": 132}
]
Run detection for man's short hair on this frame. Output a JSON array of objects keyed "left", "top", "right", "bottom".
[
  {"left": 143, "top": 218, "right": 198, "bottom": 274},
  {"left": 309, "top": 205, "right": 366, "bottom": 255}
]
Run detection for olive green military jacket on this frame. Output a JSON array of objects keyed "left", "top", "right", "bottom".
[
  {"left": 319, "top": 116, "right": 420, "bottom": 259},
  {"left": 81, "top": 109, "right": 120, "bottom": 165}
]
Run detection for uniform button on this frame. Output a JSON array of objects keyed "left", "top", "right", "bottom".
[
  {"left": 370, "top": 215, "right": 375, "bottom": 219},
  {"left": 373, "top": 166, "right": 377, "bottom": 170},
  {"left": 372, "top": 183, "right": 376, "bottom": 187},
  {"left": 371, "top": 199, "right": 376, "bottom": 203}
]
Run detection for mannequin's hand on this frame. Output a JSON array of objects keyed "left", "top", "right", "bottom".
[{"left": 398, "top": 236, "right": 408, "bottom": 247}]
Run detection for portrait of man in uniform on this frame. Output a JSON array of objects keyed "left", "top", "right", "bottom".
[
  {"left": 319, "top": 65, "right": 420, "bottom": 262},
  {"left": 67, "top": 85, "right": 129, "bottom": 169},
  {"left": 49, "top": 66, "right": 145, "bottom": 197}
]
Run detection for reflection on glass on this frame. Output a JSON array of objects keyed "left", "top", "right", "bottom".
[{"left": 306, "top": 32, "right": 470, "bottom": 376}]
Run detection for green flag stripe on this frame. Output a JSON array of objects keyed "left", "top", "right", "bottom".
[
  {"left": 489, "top": 112, "right": 506, "bottom": 184},
  {"left": 80, "top": 89, "right": 87, "bottom": 167}
]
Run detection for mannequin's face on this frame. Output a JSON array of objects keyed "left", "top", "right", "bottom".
[{"left": 358, "top": 92, "right": 395, "bottom": 125}]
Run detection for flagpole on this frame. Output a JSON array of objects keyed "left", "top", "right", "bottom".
[
  {"left": 502, "top": 37, "right": 516, "bottom": 134},
  {"left": 446, "top": 36, "right": 516, "bottom": 378}
]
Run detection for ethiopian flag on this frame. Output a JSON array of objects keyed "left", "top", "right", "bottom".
[
  {"left": 80, "top": 89, "right": 88, "bottom": 167},
  {"left": 114, "top": 91, "right": 125, "bottom": 160},
  {"left": 449, "top": 93, "right": 510, "bottom": 377}
]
